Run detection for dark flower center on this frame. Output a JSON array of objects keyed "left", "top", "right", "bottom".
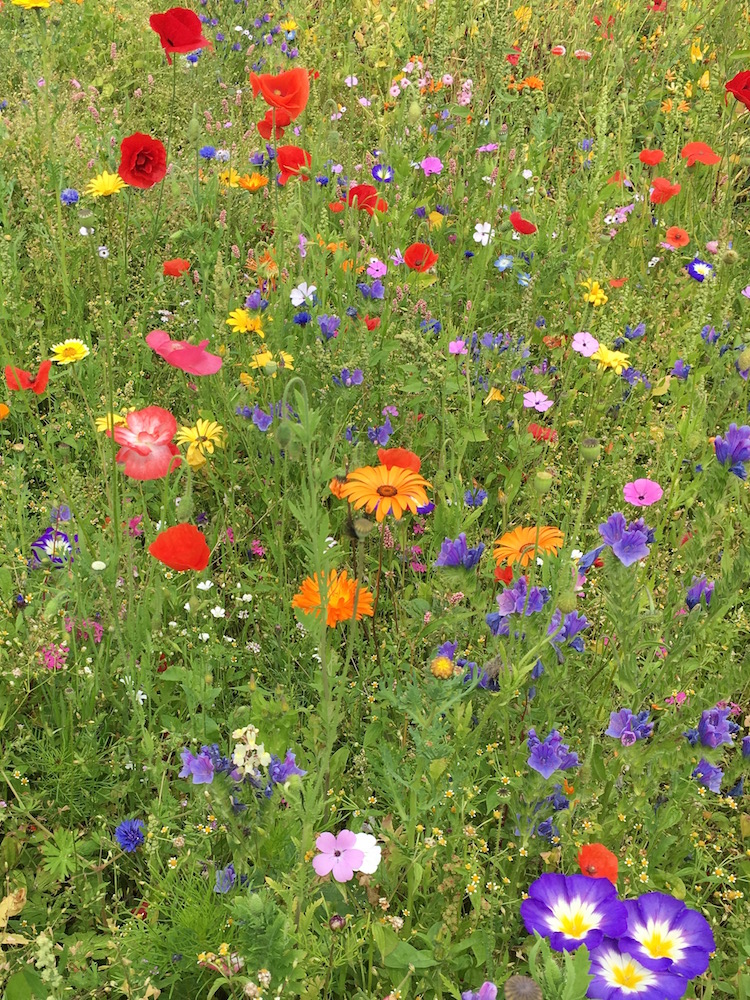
[{"left": 377, "top": 484, "right": 398, "bottom": 497}]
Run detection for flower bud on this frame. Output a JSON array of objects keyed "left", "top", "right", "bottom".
[
  {"left": 497, "top": 488, "right": 507, "bottom": 505},
  {"left": 738, "top": 347, "right": 750, "bottom": 372},
  {"left": 432, "top": 469, "right": 447, "bottom": 490},
  {"left": 723, "top": 248, "right": 739, "bottom": 265},
  {"left": 556, "top": 590, "right": 578, "bottom": 614},
  {"left": 408, "top": 100, "right": 422, "bottom": 124},
  {"left": 580, "top": 437, "right": 601, "bottom": 464},
  {"left": 327, "top": 130, "right": 340, "bottom": 148},
  {"left": 504, "top": 975, "right": 542, "bottom": 1000},
  {"left": 275, "top": 422, "right": 293, "bottom": 448},
  {"left": 329, "top": 914, "right": 346, "bottom": 932},
  {"left": 533, "top": 471, "right": 553, "bottom": 495},
  {"left": 262, "top": 360, "right": 279, "bottom": 377}
]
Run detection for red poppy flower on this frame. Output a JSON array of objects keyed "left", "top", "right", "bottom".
[
  {"left": 364, "top": 315, "right": 380, "bottom": 331},
  {"left": 276, "top": 145, "right": 311, "bottom": 186},
  {"left": 149, "top": 523, "right": 210, "bottom": 572},
  {"left": 494, "top": 565, "right": 514, "bottom": 585},
  {"left": 577, "top": 843, "right": 618, "bottom": 884},
  {"left": 725, "top": 70, "right": 750, "bottom": 111},
  {"left": 506, "top": 45, "right": 521, "bottom": 66},
  {"left": 542, "top": 335, "right": 564, "bottom": 349},
  {"left": 149, "top": 7, "right": 213, "bottom": 66},
  {"left": 606, "top": 169, "right": 629, "bottom": 185},
  {"left": 650, "top": 176, "right": 681, "bottom": 204},
  {"left": 639, "top": 149, "right": 663, "bottom": 166},
  {"left": 118, "top": 133, "right": 167, "bottom": 190},
  {"left": 332, "top": 183, "right": 388, "bottom": 216},
  {"left": 528, "top": 422, "right": 558, "bottom": 443},
  {"left": 5, "top": 360, "right": 52, "bottom": 395},
  {"left": 509, "top": 210, "right": 537, "bottom": 235},
  {"left": 664, "top": 226, "right": 689, "bottom": 248},
  {"left": 377, "top": 447, "right": 421, "bottom": 472},
  {"left": 256, "top": 107, "right": 292, "bottom": 140},
  {"left": 404, "top": 242, "right": 439, "bottom": 272},
  {"left": 112, "top": 406, "right": 181, "bottom": 480},
  {"left": 249, "top": 67, "right": 310, "bottom": 121},
  {"left": 551, "top": 45, "right": 566, "bottom": 56},
  {"left": 163, "top": 258, "right": 191, "bottom": 277},
  {"left": 680, "top": 141, "right": 720, "bottom": 167},
  {"left": 609, "top": 277, "right": 628, "bottom": 288}
]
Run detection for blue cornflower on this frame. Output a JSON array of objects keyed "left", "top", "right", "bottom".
[
  {"left": 60, "top": 188, "right": 79, "bottom": 206},
  {"left": 686, "top": 257, "right": 714, "bottom": 282},
  {"left": 199, "top": 145, "right": 216, "bottom": 159},
  {"left": 692, "top": 758, "right": 722, "bottom": 793},
  {"left": 494, "top": 254, "right": 513, "bottom": 273},
  {"left": 315, "top": 175, "right": 329, "bottom": 186},
  {"left": 293, "top": 311, "right": 311, "bottom": 326},
  {"left": 317, "top": 314, "right": 340, "bottom": 340},
  {"left": 714, "top": 423, "right": 750, "bottom": 479},
  {"left": 464, "top": 487, "right": 488, "bottom": 507},
  {"left": 115, "top": 819, "right": 145, "bottom": 853},
  {"left": 186, "top": 52, "right": 200, "bottom": 64},
  {"left": 527, "top": 729, "right": 579, "bottom": 779},
  {"left": 686, "top": 575, "right": 713, "bottom": 609},
  {"left": 333, "top": 368, "right": 364, "bottom": 388},
  {"left": 372, "top": 164, "right": 394, "bottom": 182},
  {"left": 605, "top": 708, "right": 654, "bottom": 746},
  {"left": 433, "top": 534, "right": 485, "bottom": 570},
  {"left": 671, "top": 359, "right": 690, "bottom": 379}
]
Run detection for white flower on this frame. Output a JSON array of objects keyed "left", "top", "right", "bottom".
[
  {"left": 522, "top": 169, "right": 533, "bottom": 180},
  {"left": 473, "top": 222, "right": 495, "bottom": 246},
  {"left": 197, "top": 580, "right": 214, "bottom": 591},
  {"left": 98, "top": 246, "right": 109, "bottom": 259},
  {"left": 183, "top": 601, "right": 191, "bottom": 612},
  {"left": 239, "top": 592, "right": 253, "bottom": 602},
  {"left": 135, "top": 690, "right": 147, "bottom": 705},
  {"left": 79, "top": 226, "right": 94, "bottom": 237},
  {"left": 571, "top": 549, "right": 583, "bottom": 560},
  {"left": 198, "top": 633, "right": 210, "bottom": 642},
  {"left": 210, "top": 606, "right": 226, "bottom": 618},
  {"left": 91, "top": 560, "right": 106, "bottom": 571},
  {"left": 353, "top": 833, "right": 382, "bottom": 874},
  {"left": 290, "top": 281, "right": 316, "bottom": 307}
]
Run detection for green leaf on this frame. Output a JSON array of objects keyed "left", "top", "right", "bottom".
[
  {"left": 4, "top": 968, "right": 46, "bottom": 999},
  {"left": 383, "top": 940, "right": 438, "bottom": 969}
]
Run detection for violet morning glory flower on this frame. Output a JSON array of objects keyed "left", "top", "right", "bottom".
[
  {"left": 588, "top": 938, "right": 687, "bottom": 1000},
  {"left": 619, "top": 893, "right": 715, "bottom": 979},
  {"left": 527, "top": 728, "right": 579, "bottom": 779},
  {"left": 714, "top": 423, "right": 750, "bottom": 479},
  {"left": 520, "top": 873, "right": 626, "bottom": 952},
  {"left": 433, "top": 533, "right": 485, "bottom": 569},
  {"left": 367, "top": 416, "right": 393, "bottom": 446},
  {"left": 692, "top": 758, "right": 723, "bottom": 793}
]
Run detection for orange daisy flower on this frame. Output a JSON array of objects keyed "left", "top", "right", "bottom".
[
  {"left": 292, "top": 569, "right": 374, "bottom": 627},
  {"left": 339, "top": 465, "right": 431, "bottom": 522},
  {"left": 493, "top": 525, "right": 565, "bottom": 567}
]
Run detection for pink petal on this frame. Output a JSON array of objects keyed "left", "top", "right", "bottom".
[
  {"left": 312, "top": 853, "right": 335, "bottom": 877},
  {"left": 315, "top": 832, "right": 337, "bottom": 853},
  {"left": 335, "top": 830, "right": 358, "bottom": 851}
]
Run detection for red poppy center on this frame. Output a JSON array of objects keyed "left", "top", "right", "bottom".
[
  {"left": 377, "top": 484, "right": 398, "bottom": 497},
  {"left": 585, "top": 864, "right": 598, "bottom": 875}
]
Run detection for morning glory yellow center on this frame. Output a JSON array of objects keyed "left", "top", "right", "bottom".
[
  {"left": 552, "top": 900, "right": 596, "bottom": 938},
  {"left": 612, "top": 961, "right": 646, "bottom": 989}
]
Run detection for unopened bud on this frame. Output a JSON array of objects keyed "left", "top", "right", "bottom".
[
  {"left": 737, "top": 347, "right": 750, "bottom": 372},
  {"left": 275, "top": 422, "right": 293, "bottom": 448},
  {"left": 432, "top": 469, "right": 446, "bottom": 490},
  {"left": 408, "top": 100, "right": 422, "bottom": 124},
  {"left": 328, "top": 130, "right": 340, "bottom": 149},
  {"left": 580, "top": 437, "right": 601, "bottom": 464},
  {"left": 534, "top": 471, "right": 553, "bottom": 495},
  {"left": 723, "top": 248, "right": 739, "bottom": 265},
  {"left": 262, "top": 360, "right": 278, "bottom": 377},
  {"left": 329, "top": 915, "right": 346, "bottom": 931},
  {"left": 557, "top": 590, "right": 578, "bottom": 614}
]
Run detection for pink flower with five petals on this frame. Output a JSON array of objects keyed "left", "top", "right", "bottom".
[{"left": 311, "top": 830, "right": 364, "bottom": 883}]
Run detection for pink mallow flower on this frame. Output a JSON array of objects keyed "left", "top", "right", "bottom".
[
  {"left": 523, "top": 391, "right": 553, "bottom": 412},
  {"left": 623, "top": 478, "right": 663, "bottom": 507},
  {"left": 420, "top": 156, "right": 443, "bottom": 177},
  {"left": 572, "top": 331, "right": 599, "bottom": 357},
  {"left": 111, "top": 406, "right": 181, "bottom": 481},
  {"left": 449, "top": 340, "right": 468, "bottom": 355},
  {"left": 312, "top": 830, "right": 364, "bottom": 883},
  {"left": 145, "top": 329, "right": 223, "bottom": 376}
]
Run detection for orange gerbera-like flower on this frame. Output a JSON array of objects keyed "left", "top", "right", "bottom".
[
  {"left": 339, "top": 465, "right": 431, "bottom": 522},
  {"left": 292, "top": 569, "right": 374, "bottom": 627},
  {"left": 493, "top": 525, "right": 564, "bottom": 567}
]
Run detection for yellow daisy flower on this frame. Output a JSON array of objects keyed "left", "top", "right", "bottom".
[
  {"left": 581, "top": 280, "right": 608, "bottom": 307},
  {"left": 219, "top": 168, "right": 243, "bottom": 190},
  {"left": 84, "top": 171, "right": 127, "bottom": 198},
  {"left": 175, "top": 419, "right": 225, "bottom": 470},
  {"left": 51, "top": 340, "right": 90, "bottom": 365},
  {"left": 226, "top": 309, "right": 264, "bottom": 336},
  {"left": 592, "top": 345, "right": 630, "bottom": 375},
  {"left": 95, "top": 412, "right": 130, "bottom": 433},
  {"left": 13, "top": 0, "right": 51, "bottom": 8}
]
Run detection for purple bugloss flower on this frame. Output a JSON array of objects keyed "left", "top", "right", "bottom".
[
  {"left": 618, "top": 893, "right": 715, "bottom": 979},
  {"left": 179, "top": 748, "right": 215, "bottom": 784},
  {"left": 599, "top": 512, "right": 652, "bottom": 567},
  {"left": 268, "top": 750, "right": 307, "bottom": 784},
  {"left": 743, "top": 735, "right": 750, "bottom": 757},
  {"left": 214, "top": 863, "right": 237, "bottom": 893},
  {"left": 670, "top": 359, "right": 690, "bottom": 379},
  {"left": 605, "top": 708, "right": 653, "bottom": 746},
  {"left": 547, "top": 609, "right": 590, "bottom": 654},
  {"left": 696, "top": 706, "right": 735, "bottom": 748},
  {"left": 333, "top": 368, "right": 363, "bottom": 388},
  {"left": 366, "top": 416, "right": 393, "bottom": 446},
  {"left": 251, "top": 405, "right": 274, "bottom": 432},
  {"left": 692, "top": 758, "right": 723, "bottom": 793},
  {"left": 714, "top": 423, "right": 750, "bottom": 479},
  {"left": 462, "top": 984, "right": 497, "bottom": 1000},
  {"left": 685, "top": 576, "right": 713, "bottom": 610},
  {"left": 520, "top": 873, "right": 627, "bottom": 952},
  {"left": 497, "top": 577, "right": 550, "bottom": 617},
  {"left": 114, "top": 819, "right": 145, "bottom": 853},
  {"left": 588, "top": 937, "right": 688, "bottom": 1000},
  {"left": 434, "top": 533, "right": 485, "bottom": 569},
  {"left": 527, "top": 728, "right": 579, "bottom": 779},
  {"left": 317, "top": 314, "right": 340, "bottom": 340},
  {"left": 312, "top": 830, "right": 364, "bottom": 882}
]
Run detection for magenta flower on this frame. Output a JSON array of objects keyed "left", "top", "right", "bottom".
[
  {"left": 312, "top": 830, "right": 364, "bottom": 882},
  {"left": 572, "top": 331, "right": 599, "bottom": 357},
  {"left": 449, "top": 340, "right": 468, "bottom": 355},
  {"left": 420, "top": 156, "right": 443, "bottom": 177},
  {"left": 623, "top": 479, "right": 663, "bottom": 506},
  {"left": 523, "top": 390, "right": 553, "bottom": 412},
  {"left": 146, "top": 329, "right": 223, "bottom": 376}
]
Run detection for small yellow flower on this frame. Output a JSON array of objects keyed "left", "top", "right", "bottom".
[
  {"left": 592, "top": 345, "right": 630, "bottom": 375},
  {"left": 238, "top": 172, "right": 269, "bottom": 193},
  {"left": 248, "top": 350, "right": 294, "bottom": 376},
  {"left": 697, "top": 70, "right": 710, "bottom": 90},
  {"left": 218, "top": 942, "right": 229, "bottom": 957},
  {"left": 484, "top": 387, "right": 505, "bottom": 405},
  {"left": 239, "top": 372, "right": 258, "bottom": 392},
  {"left": 13, "top": 0, "right": 51, "bottom": 8},
  {"left": 84, "top": 171, "right": 127, "bottom": 198},
  {"left": 581, "top": 280, "right": 609, "bottom": 307},
  {"left": 513, "top": 5, "right": 533, "bottom": 30},
  {"left": 95, "top": 412, "right": 130, "bottom": 433},
  {"left": 430, "top": 655, "right": 454, "bottom": 679},
  {"left": 219, "top": 168, "right": 243, "bottom": 189},
  {"left": 51, "top": 340, "right": 90, "bottom": 365},
  {"left": 175, "top": 419, "right": 225, "bottom": 470},
  {"left": 280, "top": 17, "right": 298, "bottom": 30},
  {"left": 690, "top": 38, "right": 703, "bottom": 63},
  {"left": 428, "top": 210, "right": 445, "bottom": 230},
  {"left": 168, "top": 857, "right": 178, "bottom": 869},
  {"left": 684, "top": 82, "right": 693, "bottom": 98},
  {"left": 226, "top": 309, "right": 264, "bottom": 336}
]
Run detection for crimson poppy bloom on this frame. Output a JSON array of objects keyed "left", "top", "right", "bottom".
[
  {"left": 528, "top": 423, "right": 558, "bottom": 443},
  {"left": 149, "top": 523, "right": 210, "bottom": 571},
  {"left": 118, "top": 133, "right": 167, "bottom": 189},
  {"left": 577, "top": 843, "right": 618, "bottom": 884},
  {"left": 249, "top": 67, "right": 310, "bottom": 121},
  {"left": 680, "top": 141, "right": 720, "bottom": 167},
  {"left": 639, "top": 149, "right": 663, "bottom": 166},
  {"left": 149, "top": 7, "right": 212, "bottom": 65},
  {"left": 403, "top": 242, "right": 438, "bottom": 272},
  {"left": 377, "top": 447, "right": 421, "bottom": 472},
  {"left": 649, "top": 176, "right": 681, "bottom": 204},
  {"left": 330, "top": 183, "right": 387, "bottom": 216},
  {"left": 509, "top": 210, "right": 537, "bottom": 235},
  {"left": 609, "top": 277, "right": 628, "bottom": 288},
  {"left": 494, "top": 565, "right": 514, "bottom": 585},
  {"left": 363, "top": 315, "right": 380, "bottom": 332},
  {"left": 664, "top": 226, "right": 689, "bottom": 248},
  {"left": 163, "top": 258, "right": 190, "bottom": 277},
  {"left": 256, "top": 107, "right": 292, "bottom": 140},
  {"left": 725, "top": 70, "right": 750, "bottom": 110},
  {"left": 606, "top": 169, "right": 629, "bottom": 185},
  {"left": 276, "top": 145, "right": 311, "bottom": 186},
  {"left": 111, "top": 406, "right": 181, "bottom": 480},
  {"left": 506, "top": 45, "right": 521, "bottom": 66},
  {"left": 5, "top": 360, "right": 52, "bottom": 395}
]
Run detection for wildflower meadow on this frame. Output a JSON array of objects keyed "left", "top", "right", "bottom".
[{"left": 1, "top": 0, "right": 750, "bottom": 997}]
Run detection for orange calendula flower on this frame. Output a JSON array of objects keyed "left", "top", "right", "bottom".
[
  {"left": 292, "top": 569, "right": 374, "bottom": 627},
  {"left": 339, "top": 465, "right": 431, "bottom": 522},
  {"left": 493, "top": 525, "right": 565, "bottom": 567},
  {"left": 239, "top": 172, "right": 269, "bottom": 192},
  {"left": 329, "top": 476, "right": 348, "bottom": 499}
]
